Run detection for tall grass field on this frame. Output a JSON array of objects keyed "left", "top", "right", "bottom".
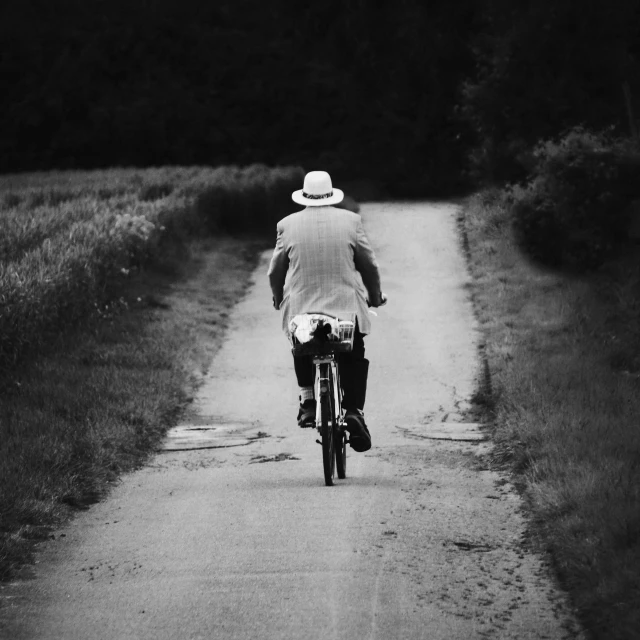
[
  {"left": 460, "top": 190, "right": 640, "bottom": 640},
  {"left": 0, "top": 165, "right": 303, "bottom": 579},
  {"left": 0, "top": 165, "right": 303, "bottom": 381}
]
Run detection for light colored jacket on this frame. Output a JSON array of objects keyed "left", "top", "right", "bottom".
[{"left": 267, "top": 206, "right": 382, "bottom": 335}]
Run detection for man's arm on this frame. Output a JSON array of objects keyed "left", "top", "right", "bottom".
[
  {"left": 353, "top": 219, "right": 383, "bottom": 306},
  {"left": 267, "top": 224, "right": 289, "bottom": 309}
]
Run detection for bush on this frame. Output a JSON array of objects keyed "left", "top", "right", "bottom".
[
  {"left": 511, "top": 128, "right": 640, "bottom": 270},
  {"left": 335, "top": 194, "right": 360, "bottom": 214},
  {"left": 193, "top": 165, "right": 304, "bottom": 234}
]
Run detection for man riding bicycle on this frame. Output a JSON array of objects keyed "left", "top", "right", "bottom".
[{"left": 267, "top": 171, "right": 385, "bottom": 453}]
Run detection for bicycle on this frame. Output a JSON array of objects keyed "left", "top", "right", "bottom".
[{"left": 289, "top": 312, "right": 356, "bottom": 486}]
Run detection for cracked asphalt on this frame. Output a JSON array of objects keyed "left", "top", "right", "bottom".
[{"left": 0, "top": 202, "right": 584, "bottom": 639}]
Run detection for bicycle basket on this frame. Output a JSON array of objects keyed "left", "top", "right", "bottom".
[{"left": 289, "top": 312, "right": 356, "bottom": 356}]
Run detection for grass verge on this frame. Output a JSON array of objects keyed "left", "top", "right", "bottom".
[
  {"left": 460, "top": 190, "right": 640, "bottom": 640},
  {"left": 0, "top": 235, "right": 265, "bottom": 580}
]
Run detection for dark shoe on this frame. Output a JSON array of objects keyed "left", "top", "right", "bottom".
[
  {"left": 345, "top": 410, "right": 371, "bottom": 452},
  {"left": 297, "top": 400, "right": 316, "bottom": 428}
]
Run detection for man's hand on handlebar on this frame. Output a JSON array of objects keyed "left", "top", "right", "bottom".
[{"left": 367, "top": 292, "right": 388, "bottom": 308}]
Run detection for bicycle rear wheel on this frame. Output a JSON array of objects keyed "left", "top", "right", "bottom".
[
  {"left": 319, "top": 365, "right": 336, "bottom": 486},
  {"left": 335, "top": 424, "right": 347, "bottom": 479},
  {"left": 335, "top": 369, "right": 347, "bottom": 480}
]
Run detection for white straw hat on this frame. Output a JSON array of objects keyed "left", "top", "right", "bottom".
[{"left": 292, "top": 171, "right": 344, "bottom": 207}]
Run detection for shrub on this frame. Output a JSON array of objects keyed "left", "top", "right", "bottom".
[
  {"left": 511, "top": 128, "right": 640, "bottom": 270},
  {"left": 335, "top": 195, "right": 360, "bottom": 213},
  {"left": 193, "top": 165, "right": 304, "bottom": 234}
]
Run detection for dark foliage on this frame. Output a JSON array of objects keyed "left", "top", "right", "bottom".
[
  {"left": 511, "top": 129, "right": 640, "bottom": 270},
  {"left": 0, "top": 0, "right": 481, "bottom": 194},
  {"left": 3, "top": 1, "right": 639, "bottom": 194},
  {"left": 460, "top": 0, "right": 640, "bottom": 183}
]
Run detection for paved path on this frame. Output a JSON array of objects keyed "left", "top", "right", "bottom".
[{"left": 1, "top": 203, "right": 584, "bottom": 639}]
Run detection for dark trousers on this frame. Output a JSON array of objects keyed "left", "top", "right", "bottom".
[{"left": 293, "top": 328, "right": 369, "bottom": 411}]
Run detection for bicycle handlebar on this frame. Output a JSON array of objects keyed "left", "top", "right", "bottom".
[{"left": 367, "top": 293, "right": 388, "bottom": 308}]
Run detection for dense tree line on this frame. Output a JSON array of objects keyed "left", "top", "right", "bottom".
[
  {"left": 462, "top": 0, "right": 640, "bottom": 182},
  {"left": 1, "top": 0, "right": 638, "bottom": 191}
]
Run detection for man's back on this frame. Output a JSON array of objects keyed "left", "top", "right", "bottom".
[{"left": 268, "top": 206, "right": 380, "bottom": 334}]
